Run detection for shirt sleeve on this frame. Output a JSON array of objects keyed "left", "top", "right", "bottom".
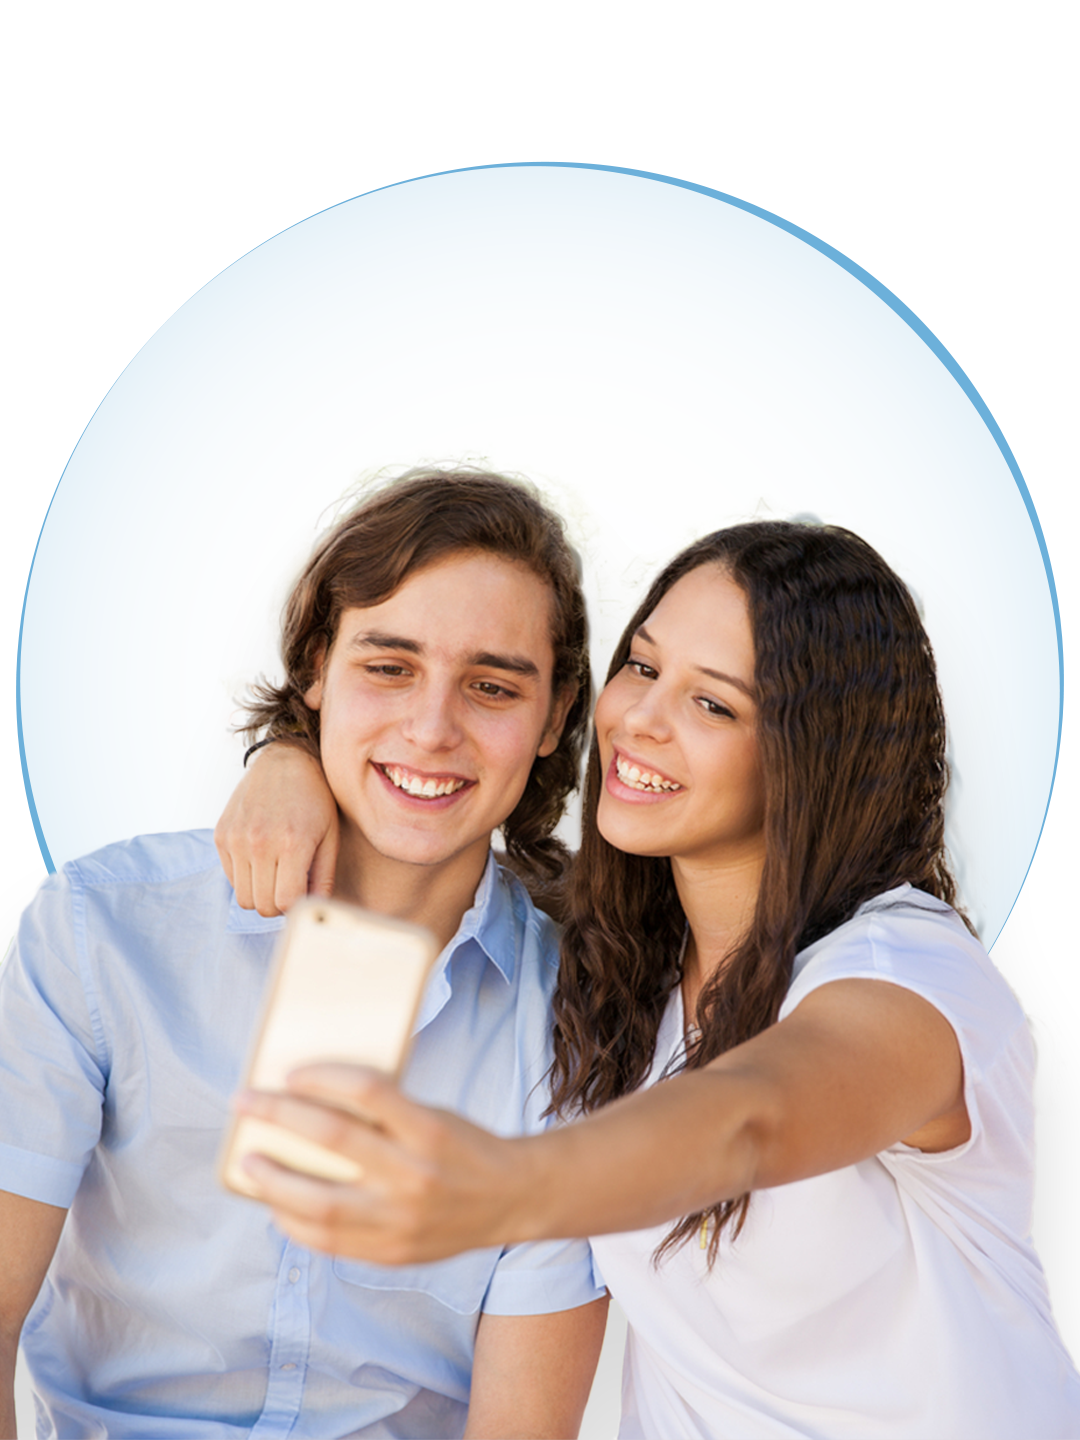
[
  {"left": 481, "top": 1236, "right": 607, "bottom": 1315},
  {"left": 0, "top": 867, "right": 106, "bottom": 1207}
]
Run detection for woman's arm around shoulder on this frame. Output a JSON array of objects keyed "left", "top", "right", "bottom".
[{"left": 214, "top": 741, "right": 339, "bottom": 915}]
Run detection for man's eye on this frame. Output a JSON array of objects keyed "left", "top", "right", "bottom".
[
  {"left": 474, "top": 680, "right": 514, "bottom": 698},
  {"left": 365, "top": 663, "right": 410, "bottom": 677}
]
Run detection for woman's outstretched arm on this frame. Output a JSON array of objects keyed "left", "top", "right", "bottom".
[
  {"left": 235, "top": 977, "right": 966, "bottom": 1261},
  {"left": 214, "top": 743, "right": 339, "bottom": 915}
]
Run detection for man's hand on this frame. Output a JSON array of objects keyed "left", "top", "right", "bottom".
[
  {"left": 233, "top": 1065, "right": 545, "bottom": 1264},
  {"left": 214, "top": 744, "right": 339, "bottom": 915}
]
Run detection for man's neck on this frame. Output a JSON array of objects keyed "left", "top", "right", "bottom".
[{"left": 332, "top": 830, "right": 492, "bottom": 951}]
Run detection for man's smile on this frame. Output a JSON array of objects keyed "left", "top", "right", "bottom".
[{"left": 374, "top": 762, "right": 475, "bottom": 801}]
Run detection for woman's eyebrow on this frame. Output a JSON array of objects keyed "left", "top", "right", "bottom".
[
  {"left": 635, "top": 625, "right": 754, "bottom": 697},
  {"left": 696, "top": 665, "right": 755, "bottom": 698}
]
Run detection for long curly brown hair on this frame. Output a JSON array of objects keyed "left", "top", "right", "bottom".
[
  {"left": 550, "top": 519, "right": 968, "bottom": 1260},
  {"left": 241, "top": 467, "right": 591, "bottom": 885}
]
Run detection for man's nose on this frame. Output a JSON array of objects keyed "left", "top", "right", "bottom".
[{"left": 401, "top": 682, "right": 465, "bottom": 751}]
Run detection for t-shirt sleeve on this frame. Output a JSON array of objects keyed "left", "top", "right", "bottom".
[
  {"left": 482, "top": 1236, "right": 607, "bottom": 1315},
  {"left": 778, "top": 893, "right": 1035, "bottom": 1212},
  {"left": 0, "top": 867, "right": 106, "bottom": 1207}
]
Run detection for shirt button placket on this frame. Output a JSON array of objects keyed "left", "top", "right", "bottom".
[{"left": 249, "top": 1244, "right": 312, "bottom": 1437}]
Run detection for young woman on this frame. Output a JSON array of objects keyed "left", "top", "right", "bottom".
[{"left": 233, "top": 520, "right": 1080, "bottom": 1438}]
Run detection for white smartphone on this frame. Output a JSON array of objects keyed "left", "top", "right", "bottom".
[{"left": 219, "top": 896, "right": 439, "bottom": 1199}]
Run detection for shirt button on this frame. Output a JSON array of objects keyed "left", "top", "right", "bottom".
[
  {"left": 288, "top": 1267, "right": 301, "bottom": 1283},
  {"left": 281, "top": 1362, "right": 297, "bottom": 1371}
]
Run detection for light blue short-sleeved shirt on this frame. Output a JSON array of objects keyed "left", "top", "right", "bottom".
[{"left": 0, "top": 830, "right": 602, "bottom": 1439}]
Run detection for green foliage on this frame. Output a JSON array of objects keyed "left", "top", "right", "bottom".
[{"left": 4, "top": 440, "right": 75, "bottom": 705}]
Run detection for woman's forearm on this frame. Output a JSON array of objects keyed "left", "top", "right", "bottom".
[
  {"left": 508, "top": 1066, "right": 762, "bottom": 1242},
  {"left": 237, "top": 979, "right": 962, "bottom": 1262}
]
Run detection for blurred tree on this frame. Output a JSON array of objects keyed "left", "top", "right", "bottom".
[{"left": 4, "top": 437, "right": 75, "bottom": 708}]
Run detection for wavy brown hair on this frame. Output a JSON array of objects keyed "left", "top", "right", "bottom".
[
  {"left": 550, "top": 519, "right": 968, "bottom": 1259},
  {"left": 242, "top": 467, "right": 591, "bottom": 884}
]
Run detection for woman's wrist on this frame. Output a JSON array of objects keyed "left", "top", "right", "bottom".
[
  {"left": 243, "top": 733, "right": 319, "bottom": 768},
  {"left": 499, "top": 1125, "right": 590, "bottom": 1244}
]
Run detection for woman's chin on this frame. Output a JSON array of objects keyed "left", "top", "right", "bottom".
[{"left": 596, "top": 808, "right": 669, "bottom": 860}]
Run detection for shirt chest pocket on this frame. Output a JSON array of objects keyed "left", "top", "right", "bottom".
[{"left": 332, "top": 1246, "right": 501, "bottom": 1315}]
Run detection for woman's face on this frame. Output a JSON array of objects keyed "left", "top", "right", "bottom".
[{"left": 594, "top": 564, "right": 766, "bottom": 872}]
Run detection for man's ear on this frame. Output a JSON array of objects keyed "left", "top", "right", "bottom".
[
  {"left": 537, "top": 684, "right": 576, "bottom": 758},
  {"left": 302, "top": 643, "right": 327, "bottom": 711}
]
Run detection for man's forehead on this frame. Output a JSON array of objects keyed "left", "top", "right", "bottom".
[
  {"left": 332, "top": 552, "right": 556, "bottom": 669},
  {"left": 340, "top": 626, "right": 543, "bottom": 679}
]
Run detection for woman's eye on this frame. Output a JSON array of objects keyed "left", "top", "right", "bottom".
[
  {"left": 698, "top": 696, "right": 735, "bottom": 719},
  {"left": 626, "top": 659, "right": 658, "bottom": 680}
]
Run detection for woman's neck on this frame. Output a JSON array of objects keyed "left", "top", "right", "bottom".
[{"left": 672, "top": 849, "right": 764, "bottom": 1021}]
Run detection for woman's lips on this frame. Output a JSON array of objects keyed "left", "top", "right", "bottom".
[{"left": 605, "top": 749, "right": 684, "bottom": 803}]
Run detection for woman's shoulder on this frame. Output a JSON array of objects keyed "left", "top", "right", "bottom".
[
  {"left": 792, "top": 883, "right": 993, "bottom": 978},
  {"left": 784, "top": 884, "right": 1028, "bottom": 1058}
]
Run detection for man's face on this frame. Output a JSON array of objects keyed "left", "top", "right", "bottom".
[{"left": 304, "top": 551, "right": 571, "bottom": 882}]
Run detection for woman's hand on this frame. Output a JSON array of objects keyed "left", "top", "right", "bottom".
[
  {"left": 233, "top": 1064, "right": 544, "bottom": 1263},
  {"left": 214, "top": 744, "right": 339, "bottom": 915}
]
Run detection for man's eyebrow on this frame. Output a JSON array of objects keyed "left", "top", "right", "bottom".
[
  {"left": 634, "top": 625, "right": 755, "bottom": 698},
  {"left": 468, "top": 651, "right": 541, "bottom": 679},
  {"left": 342, "top": 634, "right": 540, "bottom": 678},
  {"left": 346, "top": 632, "right": 423, "bottom": 655}
]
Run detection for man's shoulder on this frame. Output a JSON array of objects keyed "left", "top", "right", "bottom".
[
  {"left": 45, "top": 830, "right": 238, "bottom": 932},
  {"left": 62, "top": 828, "right": 223, "bottom": 892}
]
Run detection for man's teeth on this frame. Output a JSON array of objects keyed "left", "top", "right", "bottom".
[
  {"left": 385, "top": 766, "right": 466, "bottom": 798},
  {"left": 615, "top": 757, "right": 681, "bottom": 792}
]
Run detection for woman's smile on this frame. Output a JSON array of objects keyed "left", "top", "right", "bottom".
[{"left": 606, "top": 748, "right": 685, "bottom": 802}]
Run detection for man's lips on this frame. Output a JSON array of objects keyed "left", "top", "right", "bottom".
[{"left": 373, "top": 762, "right": 476, "bottom": 803}]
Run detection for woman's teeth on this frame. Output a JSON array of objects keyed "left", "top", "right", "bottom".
[
  {"left": 384, "top": 766, "right": 467, "bottom": 798},
  {"left": 615, "top": 756, "right": 682, "bottom": 792}
]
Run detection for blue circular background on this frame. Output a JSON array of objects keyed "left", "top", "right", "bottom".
[{"left": 17, "top": 162, "right": 1061, "bottom": 945}]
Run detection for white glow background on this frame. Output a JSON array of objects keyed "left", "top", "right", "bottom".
[{"left": 18, "top": 164, "right": 1059, "bottom": 947}]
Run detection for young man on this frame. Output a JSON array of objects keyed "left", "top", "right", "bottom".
[{"left": 0, "top": 469, "right": 606, "bottom": 1439}]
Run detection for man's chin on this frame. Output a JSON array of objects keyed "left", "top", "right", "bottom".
[{"left": 342, "top": 820, "right": 493, "bottom": 874}]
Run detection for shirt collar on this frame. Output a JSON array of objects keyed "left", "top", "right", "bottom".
[
  {"left": 413, "top": 852, "right": 520, "bottom": 1032},
  {"left": 225, "top": 852, "right": 521, "bottom": 1021}
]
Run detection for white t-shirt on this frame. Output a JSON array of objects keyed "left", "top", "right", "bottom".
[{"left": 591, "top": 885, "right": 1080, "bottom": 1439}]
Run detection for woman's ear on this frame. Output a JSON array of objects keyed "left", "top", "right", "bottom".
[{"left": 537, "top": 684, "right": 577, "bottom": 758}]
